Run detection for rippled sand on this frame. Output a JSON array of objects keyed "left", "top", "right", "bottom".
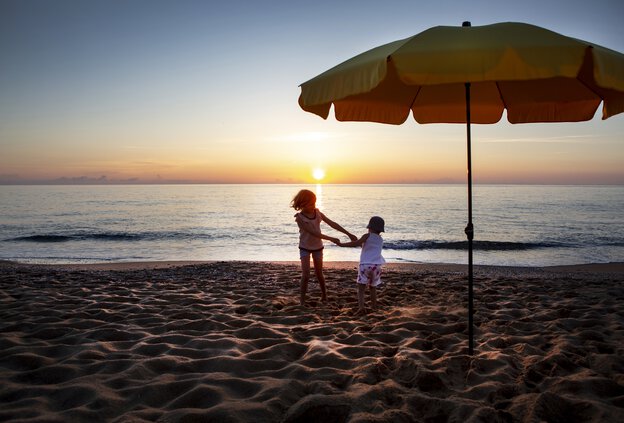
[{"left": 1, "top": 261, "right": 623, "bottom": 422}]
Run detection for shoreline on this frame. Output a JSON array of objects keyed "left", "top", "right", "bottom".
[{"left": 2, "top": 259, "right": 624, "bottom": 274}]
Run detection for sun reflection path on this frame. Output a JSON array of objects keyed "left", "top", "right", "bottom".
[{"left": 315, "top": 183, "right": 323, "bottom": 210}]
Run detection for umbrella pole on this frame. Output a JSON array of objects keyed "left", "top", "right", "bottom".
[{"left": 465, "top": 82, "right": 475, "bottom": 356}]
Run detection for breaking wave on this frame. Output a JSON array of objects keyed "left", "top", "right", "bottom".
[
  {"left": 5, "top": 232, "right": 218, "bottom": 243},
  {"left": 384, "top": 240, "right": 567, "bottom": 251}
]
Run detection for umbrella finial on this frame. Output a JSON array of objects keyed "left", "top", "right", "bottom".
[{"left": 462, "top": 21, "right": 472, "bottom": 27}]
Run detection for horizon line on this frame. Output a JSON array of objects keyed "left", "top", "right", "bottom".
[{"left": 2, "top": 181, "right": 624, "bottom": 186}]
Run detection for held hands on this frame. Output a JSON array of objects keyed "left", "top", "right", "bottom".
[
  {"left": 335, "top": 237, "right": 352, "bottom": 247},
  {"left": 330, "top": 233, "right": 357, "bottom": 247}
]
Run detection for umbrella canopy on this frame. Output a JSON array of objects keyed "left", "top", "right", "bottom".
[
  {"left": 299, "top": 22, "right": 624, "bottom": 124},
  {"left": 298, "top": 22, "right": 624, "bottom": 355}
]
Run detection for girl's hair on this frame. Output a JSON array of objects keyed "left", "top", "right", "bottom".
[{"left": 291, "top": 189, "right": 316, "bottom": 210}]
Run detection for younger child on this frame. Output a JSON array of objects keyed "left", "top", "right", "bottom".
[
  {"left": 339, "top": 216, "right": 385, "bottom": 314},
  {"left": 291, "top": 189, "right": 357, "bottom": 305}
]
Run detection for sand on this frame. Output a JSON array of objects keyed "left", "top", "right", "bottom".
[{"left": 1, "top": 260, "right": 623, "bottom": 422}]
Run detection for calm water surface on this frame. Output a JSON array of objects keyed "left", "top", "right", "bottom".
[{"left": 1, "top": 184, "right": 623, "bottom": 266}]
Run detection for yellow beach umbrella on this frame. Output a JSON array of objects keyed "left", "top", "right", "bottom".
[{"left": 298, "top": 21, "right": 624, "bottom": 355}]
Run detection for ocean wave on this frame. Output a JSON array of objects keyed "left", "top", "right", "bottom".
[
  {"left": 4, "top": 232, "right": 216, "bottom": 243},
  {"left": 9, "top": 235, "right": 74, "bottom": 243},
  {"left": 384, "top": 240, "right": 565, "bottom": 251}
]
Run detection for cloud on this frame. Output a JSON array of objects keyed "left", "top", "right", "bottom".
[
  {"left": 266, "top": 131, "right": 345, "bottom": 143},
  {"left": 478, "top": 134, "right": 606, "bottom": 144},
  {"left": 0, "top": 175, "right": 141, "bottom": 185},
  {"left": 0, "top": 174, "right": 22, "bottom": 184}
]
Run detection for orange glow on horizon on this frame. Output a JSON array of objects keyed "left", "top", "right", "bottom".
[{"left": 1, "top": 129, "right": 622, "bottom": 185}]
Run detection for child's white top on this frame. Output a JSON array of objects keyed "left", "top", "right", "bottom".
[{"left": 360, "top": 233, "right": 385, "bottom": 265}]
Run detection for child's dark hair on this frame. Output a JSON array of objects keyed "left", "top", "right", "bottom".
[{"left": 291, "top": 189, "right": 316, "bottom": 211}]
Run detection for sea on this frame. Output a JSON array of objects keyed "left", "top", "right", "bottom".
[{"left": 1, "top": 184, "right": 623, "bottom": 267}]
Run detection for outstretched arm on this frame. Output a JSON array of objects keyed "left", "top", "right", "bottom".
[
  {"left": 339, "top": 233, "right": 369, "bottom": 248},
  {"left": 296, "top": 215, "right": 340, "bottom": 244},
  {"left": 321, "top": 213, "right": 357, "bottom": 241}
]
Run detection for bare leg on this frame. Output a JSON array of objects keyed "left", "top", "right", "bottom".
[
  {"left": 312, "top": 253, "right": 327, "bottom": 302},
  {"left": 300, "top": 256, "right": 311, "bottom": 305},
  {"left": 357, "top": 284, "right": 366, "bottom": 313},
  {"left": 370, "top": 286, "right": 377, "bottom": 310}
]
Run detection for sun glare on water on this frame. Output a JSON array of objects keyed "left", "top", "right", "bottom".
[{"left": 312, "top": 168, "right": 326, "bottom": 181}]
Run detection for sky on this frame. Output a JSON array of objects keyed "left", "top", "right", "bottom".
[{"left": 1, "top": 0, "right": 623, "bottom": 185}]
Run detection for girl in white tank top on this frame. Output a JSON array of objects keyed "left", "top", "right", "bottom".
[{"left": 338, "top": 216, "right": 385, "bottom": 314}]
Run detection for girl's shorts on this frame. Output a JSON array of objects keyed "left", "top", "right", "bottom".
[
  {"left": 299, "top": 247, "right": 323, "bottom": 261},
  {"left": 357, "top": 264, "right": 383, "bottom": 287}
]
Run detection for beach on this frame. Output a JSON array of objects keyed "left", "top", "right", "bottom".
[{"left": 1, "top": 261, "right": 623, "bottom": 422}]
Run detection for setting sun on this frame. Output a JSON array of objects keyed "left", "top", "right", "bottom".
[{"left": 312, "top": 168, "right": 326, "bottom": 181}]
